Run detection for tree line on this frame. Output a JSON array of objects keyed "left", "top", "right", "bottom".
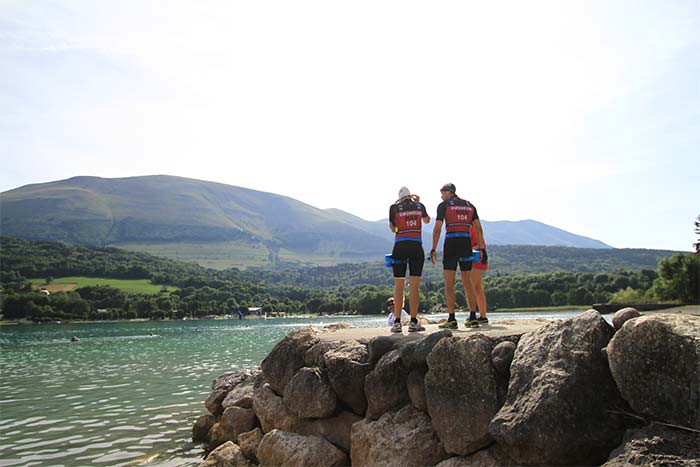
[{"left": 0, "top": 237, "right": 696, "bottom": 321}]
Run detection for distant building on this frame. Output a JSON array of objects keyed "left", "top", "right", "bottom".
[{"left": 40, "top": 289, "right": 50, "bottom": 296}]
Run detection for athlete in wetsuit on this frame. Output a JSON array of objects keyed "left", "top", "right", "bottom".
[
  {"left": 429, "top": 183, "right": 486, "bottom": 328},
  {"left": 389, "top": 187, "right": 430, "bottom": 333}
]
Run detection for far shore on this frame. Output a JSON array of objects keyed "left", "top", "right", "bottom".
[{"left": 2, "top": 304, "right": 697, "bottom": 326}]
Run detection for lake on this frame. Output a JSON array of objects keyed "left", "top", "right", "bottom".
[{"left": 0, "top": 311, "right": 592, "bottom": 467}]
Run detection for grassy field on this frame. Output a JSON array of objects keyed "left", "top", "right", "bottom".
[
  {"left": 30, "top": 277, "right": 175, "bottom": 294},
  {"left": 116, "top": 241, "right": 273, "bottom": 269}
]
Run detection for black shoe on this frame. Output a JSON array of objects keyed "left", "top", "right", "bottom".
[{"left": 477, "top": 316, "right": 489, "bottom": 324}]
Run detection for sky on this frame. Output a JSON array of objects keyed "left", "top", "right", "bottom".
[{"left": 1, "top": 0, "right": 698, "bottom": 251}]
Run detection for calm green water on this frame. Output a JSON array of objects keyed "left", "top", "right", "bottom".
[{"left": 0, "top": 311, "right": 588, "bottom": 467}]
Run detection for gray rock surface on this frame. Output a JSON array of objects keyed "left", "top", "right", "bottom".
[
  {"left": 607, "top": 314, "right": 700, "bottom": 429},
  {"left": 367, "top": 335, "right": 400, "bottom": 367},
  {"left": 237, "top": 428, "right": 263, "bottom": 464},
  {"left": 425, "top": 334, "right": 500, "bottom": 456},
  {"left": 406, "top": 369, "right": 427, "bottom": 412},
  {"left": 199, "top": 440, "right": 253, "bottom": 467},
  {"left": 612, "top": 307, "right": 641, "bottom": 330},
  {"left": 205, "top": 388, "right": 228, "bottom": 417},
  {"left": 207, "top": 406, "right": 257, "bottom": 449},
  {"left": 283, "top": 367, "right": 337, "bottom": 418},
  {"left": 304, "top": 340, "right": 342, "bottom": 369},
  {"left": 490, "top": 310, "right": 626, "bottom": 466},
  {"left": 491, "top": 341, "right": 516, "bottom": 378},
  {"left": 365, "top": 349, "right": 410, "bottom": 419},
  {"left": 434, "top": 444, "right": 515, "bottom": 467},
  {"left": 221, "top": 370, "right": 261, "bottom": 410},
  {"left": 256, "top": 429, "right": 348, "bottom": 467},
  {"left": 296, "top": 410, "right": 361, "bottom": 452},
  {"left": 350, "top": 405, "right": 449, "bottom": 467},
  {"left": 193, "top": 414, "right": 216, "bottom": 443},
  {"left": 261, "top": 327, "right": 320, "bottom": 395},
  {"left": 252, "top": 383, "right": 300, "bottom": 433},
  {"left": 400, "top": 329, "right": 452, "bottom": 371},
  {"left": 602, "top": 424, "right": 700, "bottom": 466},
  {"left": 324, "top": 341, "right": 370, "bottom": 415}
]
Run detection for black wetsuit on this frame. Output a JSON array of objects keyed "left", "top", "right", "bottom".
[
  {"left": 436, "top": 196, "right": 479, "bottom": 271},
  {"left": 389, "top": 199, "right": 428, "bottom": 277}
]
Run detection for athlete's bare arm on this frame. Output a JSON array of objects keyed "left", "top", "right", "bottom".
[
  {"left": 430, "top": 220, "right": 443, "bottom": 264},
  {"left": 473, "top": 219, "right": 485, "bottom": 250}
]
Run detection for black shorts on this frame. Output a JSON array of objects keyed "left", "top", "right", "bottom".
[
  {"left": 443, "top": 237, "right": 472, "bottom": 271},
  {"left": 391, "top": 240, "right": 425, "bottom": 278}
]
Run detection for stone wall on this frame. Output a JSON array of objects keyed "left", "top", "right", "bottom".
[{"left": 193, "top": 310, "right": 700, "bottom": 466}]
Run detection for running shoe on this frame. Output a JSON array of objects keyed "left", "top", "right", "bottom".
[
  {"left": 391, "top": 321, "right": 403, "bottom": 333},
  {"left": 464, "top": 319, "right": 480, "bottom": 328},
  {"left": 477, "top": 316, "right": 489, "bottom": 324},
  {"left": 438, "top": 320, "right": 457, "bottom": 329},
  {"left": 408, "top": 321, "right": 426, "bottom": 332}
]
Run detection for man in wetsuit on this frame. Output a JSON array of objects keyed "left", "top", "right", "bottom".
[
  {"left": 389, "top": 187, "right": 431, "bottom": 333},
  {"left": 429, "top": 183, "right": 487, "bottom": 328}
]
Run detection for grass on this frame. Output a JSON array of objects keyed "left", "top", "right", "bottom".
[
  {"left": 29, "top": 277, "right": 175, "bottom": 294},
  {"left": 116, "top": 241, "right": 272, "bottom": 269}
]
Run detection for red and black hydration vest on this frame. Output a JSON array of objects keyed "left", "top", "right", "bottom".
[
  {"left": 390, "top": 200, "right": 427, "bottom": 243},
  {"left": 443, "top": 196, "right": 477, "bottom": 237}
]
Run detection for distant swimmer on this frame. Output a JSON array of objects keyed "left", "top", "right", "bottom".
[{"left": 70, "top": 336, "right": 80, "bottom": 342}]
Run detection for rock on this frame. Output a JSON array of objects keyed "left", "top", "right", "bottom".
[
  {"left": 205, "top": 389, "right": 229, "bottom": 417},
  {"left": 221, "top": 370, "right": 262, "bottom": 410},
  {"left": 304, "top": 340, "right": 342, "bottom": 369},
  {"left": 297, "top": 410, "right": 361, "bottom": 452},
  {"left": 325, "top": 341, "right": 371, "bottom": 416},
  {"left": 612, "top": 307, "right": 642, "bottom": 330},
  {"left": 602, "top": 424, "right": 700, "bottom": 466},
  {"left": 256, "top": 429, "right": 348, "bottom": 467},
  {"left": 261, "top": 326, "right": 320, "bottom": 395},
  {"left": 238, "top": 428, "right": 263, "bottom": 464},
  {"left": 252, "top": 383, "right": 301, "bottom": 433},
  {"left": 283, "top": 367, "right": 337, "bottom": 418},
  {"left": 322, "top": 322, "right": 353, "bottom": 332},
  {"left": 200, "top": 440, "right": 253, "bottom": 467},
  {"left": 208, "top": 406, "right": 257, "bottom": 450},
  {"left": 367, "top": 335, "right": 400, "bottom": 367},
  {"left": 400, "top": 329, "right": 452, "bottom": 371},
  {"left": 365, "top": 349, "right": 411, "bottom": 419},
  {"left": 193, "top": 414, "right": 216, "bottom": 443},
  {"left": 490, "top": 310, "right": 627, "bottom": 466},
  {"left": 350, "top": 404, "right": 449, "bottom": 467},
  {"left": 207, "top": 369, "right": 261, "bottom": 416},
  {"left": 425, "top": 335, "right": 500, "bottom": 456},
  {"left": 434, "top": 444, "right": 515, "bottom": 467},
  {"left": 491, "top": 341, "right": 516, "bottom": 378},
  {"left": 607, "top": 314, "right": 700, "bottom": 429},
  {"left": 406, "top": 369, "right": 427, "bottom": 412}
]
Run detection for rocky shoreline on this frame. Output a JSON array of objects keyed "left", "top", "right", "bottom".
[{"left": 192, "top": 309, "right": 700, "bottom": 466}]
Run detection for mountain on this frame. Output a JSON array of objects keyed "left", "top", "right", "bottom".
[{"left": 1, "top": 175, "right": 611, "bottom": 267}]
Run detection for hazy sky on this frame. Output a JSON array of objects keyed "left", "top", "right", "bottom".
[{"left": 1, "top": 1, "right": 698, "bottom": 251}]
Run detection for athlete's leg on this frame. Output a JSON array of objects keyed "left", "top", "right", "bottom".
[
  {"left": 460, "top": 269, "right": 476, "bottom": 311},
  {"left": 444, "top": 270, "right": 456, "bottom": 314},
  {"left": 408, "top": 275, "right": 421, "bottom": 318},
  {"left": 471, "top": 269, "right": 487, "bottom": 318},
  {"left": 465, "top": 271, "right": 478, "bottom": 312},
  {"left": 393, "top": 278, "right": 406, "bottom": 321}
]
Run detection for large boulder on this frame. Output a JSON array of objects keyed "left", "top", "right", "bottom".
[
  {"left": 208, "top": 369, "right": 262, "bottom": 415},
  {"left": 261, "top": 327, "right": 320, "bottom": 395},
  {"left": 221, "top": 370, "right": 262, "bottom": 410},
  {"left": 351, "top": 405, "right": 449, "bottom": 467},
  {"left": 283, "top": 367, "right": 337, "bottom": 418},
  {"left": 434, "top": 444, "right": 514, "bottom": 467},
  {"left": 490, "top": 310, "right": 627, "bottom": 466},
  {"left": 406, "top": 369, "right": 427, "bottom": 412},
  {"left": 193, "top": 414, "right": 216, "bottom": 443},
  {"left": 252, "top": 383, "right": 300, "bottom": 433},
  {"left": 365, "top": 349, "right": 411, "bottom": 419},
  {"left": 400, "top": 329, "right": 452, "bottom": 371},
  {"left": 425, "top": 334, "right": 501, "bottom": 456},
  {"left": 324, "top": 341, "right": 370, "bottom": 416},
  {"left": 612, "top": 307, "right": 641, "bottom": 330},
  {"left": 208, "top": 407, "right": 257, "bottom": 449},
  {"left": 367, "top": 335, "right": 400, "bottom": 367},
  {"left": 491, "top": 341, "right": 516, "bottom": 379},
  {"left": 304, "top": 340, "right": 342, "bottom": 369},
  {"left": 199, "top": 440, "right": 253, "bottom": 467},
  {"left": 607, "top": 314, "right": 700, "bottom": 429},
  {"left": 602, "top": 424, "right": 700, "bottom": 466},
  {"left": 238, "top": 428, "right": 263, "bottom": 464},
  {"left": 297, "top": 410, "right": 361, "bottom": 452},
  {"left": 256, "top": 430, "right": 348, "bottom": 467}
]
